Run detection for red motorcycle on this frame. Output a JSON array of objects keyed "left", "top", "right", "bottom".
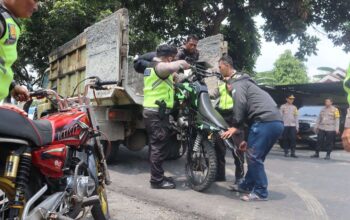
[{"left": 0, "top": 77, "right": 117, "bottom": 220}]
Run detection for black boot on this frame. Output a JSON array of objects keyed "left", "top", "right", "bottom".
[
  {"left": 324, "top": 153, "right": 331, "bottom": 160},
  {"left": 310, "top": 152, "right": 319, "bottom": 158},
  {"left": 291, "top": 154, "right": 298, "bottom": 158}
]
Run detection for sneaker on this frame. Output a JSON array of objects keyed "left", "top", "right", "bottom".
[
  {"left": 240, "top": 193, "right": 268, "bottom": 202},
  {"left": 290, "top": 154, "right": 298, "bottom": 158},
  {"left": 150, "top": 180, "right": 176, "bottom": 189},
  {"left": 324, "top": 155, "right": 331, "bottom": 160},
  {"left": 164, "top": 176, "right": 174, "bottom": 183},
  {"left": 284, "top": 153, "right": 289, "bottom": 157}
]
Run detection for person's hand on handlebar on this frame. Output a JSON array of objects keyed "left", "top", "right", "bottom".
[
  {"left": 221, "top": 127, "right": 238, "bottom": 139},
  {"left": 11, "top": 85, "right": 30, "bottom": 102}
]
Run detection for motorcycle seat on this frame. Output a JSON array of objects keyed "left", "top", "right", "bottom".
[
  {"left": 198, "top": 92, "right": 229, "bottom": 129},
  {"left": 0, "top": 107, "right": 53, "bottom": 146}
]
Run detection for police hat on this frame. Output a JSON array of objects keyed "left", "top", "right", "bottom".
[
  {"left": 156, "top": 44, "right": 177, "bottom": 57},
  {"left": 287, "top": 94, "right": 295, "bottom": 99}
]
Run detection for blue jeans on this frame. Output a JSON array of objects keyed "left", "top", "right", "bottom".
[{"left": 239, "top": 121, "right": 284, "bottom": 198}]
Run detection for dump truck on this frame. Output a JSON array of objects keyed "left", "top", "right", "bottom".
[{"left": 38, "top": 8, "right": 228, "bottom": 162}]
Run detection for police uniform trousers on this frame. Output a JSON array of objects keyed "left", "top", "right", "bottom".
[
  {"left": 143, "top": 109, "right": 171, "bottom": 183},
  {"left": 316, "top": 129, "right": 336, "bottom": 153},
  {"left": 214, "top": 111, "right": 245, "bottom": 180},
  {"left": 282, "top": 126, "right": 297, "bottom": 155}
]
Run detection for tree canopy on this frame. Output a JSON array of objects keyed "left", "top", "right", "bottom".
[
  {"left": 255, "top": 50, "right": 308, "bottom": 85},
  {"left": 15, "top": 0, "right": 350, "bottom": 85}
]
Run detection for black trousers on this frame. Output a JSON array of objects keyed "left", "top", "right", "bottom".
[
  {"left": 214, "top": 111, "right": 245, "bottom": 179},
  {"left": 316, "top": 129, "right": 336, "bottom": 153},
  {"left": 282, "top": 126, "right": 297, "bottom": 155},
  {"left": 143, "top": 110, "right": 171, "bottom": 183}
]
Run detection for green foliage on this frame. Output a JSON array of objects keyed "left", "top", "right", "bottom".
[
  {"left": 254, "top": 70, "right": 276, "bottom": 85},
  {"left": 256, "top": 50, "right": 308, "bottom": 85},
  {"left": 14, "top": 0, "right": 350, "bottom": 86},
  {"left": 272, "top": 50, "right": 308, "bottom": 85}
]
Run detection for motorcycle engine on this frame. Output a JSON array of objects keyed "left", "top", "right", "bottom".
[{"left": 66, "top": 175, "right": 96, "bottom": 198}]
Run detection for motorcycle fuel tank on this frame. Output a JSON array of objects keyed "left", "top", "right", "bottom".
[{"left": 43, "top": 109, "right": 91, "bottom": 146}]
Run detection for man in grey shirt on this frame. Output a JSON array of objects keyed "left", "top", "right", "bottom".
[{"left": 220, "top": 55, "right": 283, "bottom": 201}]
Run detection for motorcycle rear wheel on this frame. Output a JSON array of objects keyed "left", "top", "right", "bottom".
[{"left": 185, "top": 139, "right": 217, "bottom": 192}]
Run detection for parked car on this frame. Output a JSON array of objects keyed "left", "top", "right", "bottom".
[{"left": 297, "top": 105, "right": 346, "bottom": 149}]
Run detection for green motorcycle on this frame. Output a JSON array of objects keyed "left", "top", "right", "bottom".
[{"left": 174, "top": 62, "right": 237, "bottom": 192}]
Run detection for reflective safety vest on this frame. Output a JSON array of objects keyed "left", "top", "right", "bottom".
[
  {"left": 143, "top": 67, "right": 174, "bottom": 108},
  {"left": 218, "top": 83, "right": 234, "bottom": 110},
  {"left": 0, "top": 8, "right": 20, "bottom": 101},
  {"left": 344, "top": 63, "right": 350, "bottom": 105}
]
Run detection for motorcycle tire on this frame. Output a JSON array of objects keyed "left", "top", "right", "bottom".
[
  {"left": 185, "top": 139, "right": 217, "bottom": 192},
  {"left": 90, "top": 148, "right": 110, "bottom": 220},
  {"left": 91, "top": 184, "right": 110, "bottom": 220}
]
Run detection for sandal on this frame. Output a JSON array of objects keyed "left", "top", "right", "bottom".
[{"left": 240, "top": 193, "right": 268, "bottom": 202}]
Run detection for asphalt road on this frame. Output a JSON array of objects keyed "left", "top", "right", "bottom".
[{"left": 105, "top": 145, "right": 350, "bottom": 220}]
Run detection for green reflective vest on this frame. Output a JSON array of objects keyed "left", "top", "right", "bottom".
[
  {"left": 0, "top": 9, "right": 20, "bottom": 101},
  {"left": 344, "top": 63, "right": 350, "bottom": 105},
  {"left": 143, "top": 67, "right": 174, "bottom": 108},
  {"left": 218, "top": 82, "right": 234, "bottom": 110}
]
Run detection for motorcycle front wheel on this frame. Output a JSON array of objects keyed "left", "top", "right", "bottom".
[
  {"left": 185, "top": 139, "right": 217, "bottom": 192},
  {"left": 91, "top": 184, "right": 110, "bottom": 220}
]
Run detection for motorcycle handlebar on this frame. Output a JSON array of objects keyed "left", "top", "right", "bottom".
[
  {"left": 30, "top": 78, "right": 121, "bottom": 111},
  {"left": 30, "top": 89, "right": 47, "bottom": 98}
]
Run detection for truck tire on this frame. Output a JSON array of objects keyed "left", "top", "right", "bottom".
[{"left": 102, "top": 140, "right": 120, "bottom": 164}]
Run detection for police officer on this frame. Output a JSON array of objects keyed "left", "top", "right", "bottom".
[
  {"left": 311, "top": 98, "right": 340, "bottom": 160},
  {"left": 143, "top": 44, "right": 190, "bottom": 189},
  {"left": 211, "top": 61, "right": 244, "bottom": 184},
  {"left": 280, "top": 94, "right": 299, "bottom": 158},
  {"left": 342, "top": 63, "right": 350, "bottom": 152},
  {"left": 175, "top": 34, "right": 199, "bottom": 64},
  {"left": 0, "top": 0, "right": 37, "bottom": 117}
]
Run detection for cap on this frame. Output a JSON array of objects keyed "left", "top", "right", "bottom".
[{"left": 287, "top": 94, "right": 295, "bottom": 99}]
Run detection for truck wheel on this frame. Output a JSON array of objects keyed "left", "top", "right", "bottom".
[{"left": 102, "top": 140, "right": 120, "bottom": 164}]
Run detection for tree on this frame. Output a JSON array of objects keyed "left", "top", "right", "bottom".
[
  {"left": 254, "top": 70, "right": 276, "bottom": 85},
  {"left": 272, "top": 50, "right": 308, "bottom": 85},
  {"left": 16, "top": 0, "right": 350, "bottom": 85}
]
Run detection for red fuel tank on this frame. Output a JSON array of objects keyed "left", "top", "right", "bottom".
[{"left": 43, "top": 109, "right": 91, "bottom": 146}]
